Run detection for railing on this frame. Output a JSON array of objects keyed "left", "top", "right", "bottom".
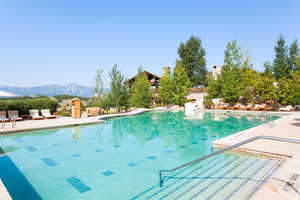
[{"left": 159, "top": 135, "right": 300, "bottom": 187}]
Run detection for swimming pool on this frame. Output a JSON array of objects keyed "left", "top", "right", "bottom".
[{"left": 0, "top": 111, "right": 280, "bottom": 199}]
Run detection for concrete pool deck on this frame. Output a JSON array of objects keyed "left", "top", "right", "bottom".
[
  {"left": 213, "top": 112, "right": 300, "bottom": 200},
  {"left": 0, "top": 180, "right": 12, "bottom": 200},
  {"left": 0, "top": 108, "right": 151, "bottom": 135}
]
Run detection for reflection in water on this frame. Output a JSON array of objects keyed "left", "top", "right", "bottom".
[
  {"left": 106, "top": 111, "right": 278, "bottom": 160},
  {"left": 0, "top": 111, "right": 279, "bottom": 163},
  {"left": 72, "top": 126, "right": 81, "bottom": 141}
]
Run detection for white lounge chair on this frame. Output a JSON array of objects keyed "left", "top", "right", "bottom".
[
  {"left": 0, "top": 111, "right": 9, "bottom": 129},
  {"left": 41, "top": 109, "right": 57, "bottom": 119},
  {"left": 29, "top": 110, "right": 44, "bottom": 120},
  {"left": 8, "top": 110, "right": 23, "bottom": 121}
]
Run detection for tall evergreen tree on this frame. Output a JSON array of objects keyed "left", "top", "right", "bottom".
[
  {"left": 129, "top": 68, "right": 152, "bottom": 108},
  {"left": 263, "top": 61, "right": 273, "bottom": 77},
  {"left": 94, "top": 69, "right": 104, "bottom": 97},
  {"left": 158, "top": 67, "right": 174, "bottom": 105},
  {"left": 177, "top": 35, "right": 207, "bottom": 86},
  {"left": 296, "top": 56, "right": 300, "bottom": 71},
  {"left": 172, "top": 62, "right": 191, "bottom": 106},
  {"left": 273, "top": 35, "right": 289, "bottom": 79},
  {"left": 223, "top": 40, "right": 242, "bottom": 71},
  {"left": 289, "top": 40, "right": 300, "bottom": 71},
  {"left": 108, "top": 64, "right": 128, "bottom": 108}
]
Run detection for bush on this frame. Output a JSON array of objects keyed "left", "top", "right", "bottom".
[
  {"left": 0, "top": 98, "right": 59, "bottom": 115},
  {"left": 53, "top": 95, "right": 89, "bottom": 102}
]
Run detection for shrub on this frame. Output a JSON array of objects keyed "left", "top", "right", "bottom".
[
  {"left": 53, "top": 95, "right": 89, "bottom": 102},
  {"left": 0, "top": 98, "right": 59, "bottom": 115}
]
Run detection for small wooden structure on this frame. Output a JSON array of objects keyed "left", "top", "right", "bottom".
[
  {"left": 128, "top": 70, "right": 160, "bottom": 89},
  {"left": 71, "top": 98, "right": 81, "bottom": 118}
]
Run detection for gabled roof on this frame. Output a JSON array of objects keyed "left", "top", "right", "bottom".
[{"left": 128, "top": 70, "right": 161, "bottom": 82}]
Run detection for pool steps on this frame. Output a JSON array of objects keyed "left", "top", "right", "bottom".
[{"left": 132, "top": 155, "right": 283, "bottom": 200}]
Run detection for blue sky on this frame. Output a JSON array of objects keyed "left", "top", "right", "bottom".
[{"left": 0, "top": 0, "right": 299, "bottom": 87}]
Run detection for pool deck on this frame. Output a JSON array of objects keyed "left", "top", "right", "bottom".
[
  {"left": 213, "top": 112, "right": 300, "bottom": 200},
  {"left": 0, "top": 180, "right": 12, "bottom": 200},
  {"left": 0, "top": 108, "right": 151, "bottom": 134}
]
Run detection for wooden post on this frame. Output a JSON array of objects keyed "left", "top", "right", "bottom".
[{"left": 71, "top": 98, "right": 81, "bottom": 118}]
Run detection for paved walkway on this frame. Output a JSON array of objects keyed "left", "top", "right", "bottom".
[
  {"left": 213, "top": 112, "right": 300, "bottom": 200},
  {"left": 0, "top": 180, "right": 11, "bottom": 200},
  {"left": 0, "top": 108, "right": 150, "bottom": 134}
]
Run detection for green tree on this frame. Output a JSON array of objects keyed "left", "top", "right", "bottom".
[
  {"left": 158, "top": 67, "right": 174, "bottom": 105},
  {"left": 108, "top": 64, "right": 128, "bottom": 108},
  {"left": 276, "top": 79, "right": 297, "bottom": 105},
  {"left": 207, "top": 78, "right": 222, "bottom": 99},
  {"left": 254, "top": 74, "right": 276, "bottom": 103},
  {"left": 172, "top": 62, "right": 191, "bottom": 106},
  {"left": 263, "top": 61, "right": 273, "bottom": 77},
  {"left": 129, "top": 68, "right": 152, "bottom": 108},
  {"left": 289, "top": 40, "right": 300, "bottom": 71},
  {"left": 223, "top": 40, "right": 242, "bottom": 71},
  {"left": 273, "top": 35, "right": 289, "bottom": 79},
  {"left": 177, "top": 35, "right": 207, "bottom": 86},
  {"left": 219, "top": 69, "right": 243, "bottom": 105},
  {"left": 296, "top": 56, "right": 300, "bottom": 71},
  {"left": 94, "top": 69, "right": 104, "bottom": 97}
]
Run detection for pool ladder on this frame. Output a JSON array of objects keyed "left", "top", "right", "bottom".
[{"left": 159, "top": 135, "right": 300, "bottom": 187}]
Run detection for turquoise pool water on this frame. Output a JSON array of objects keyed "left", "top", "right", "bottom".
[{"left": 0, "top": 111, "right": 279, "bottom": 200}]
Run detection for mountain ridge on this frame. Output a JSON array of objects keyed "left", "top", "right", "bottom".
[{"left": 0, "top": 83, "right": 94, "bottom": 97}]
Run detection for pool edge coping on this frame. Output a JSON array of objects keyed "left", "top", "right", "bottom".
[
  {"left": 212, "top": 112, "right": 300, "bottom": 199},
  {"left": 0, "top": 179, "right": 12, "bottom": 200}
]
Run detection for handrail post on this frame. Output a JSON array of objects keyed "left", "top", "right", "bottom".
[
  {"left": 157, "top": 135, "right": 300, "bottom": 187},
  {"left": 159, "top": 170, "right": 163, "bottom": 188}
]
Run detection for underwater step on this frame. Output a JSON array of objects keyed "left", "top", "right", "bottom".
[{"left": 132, "top": 156, "right": 282, "bottom": 200}]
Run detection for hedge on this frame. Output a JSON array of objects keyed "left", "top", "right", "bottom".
[{"left": 0, "top": 98, "right": 59, "bottom": 115}]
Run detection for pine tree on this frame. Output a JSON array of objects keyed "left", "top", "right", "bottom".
[
  {"left": 129, "top": 68, "right": 152, "bottom": 108},
  {"left": 177, "top": 35, "right": 207, "bottom": 86},
  {"left": 296, "top": 56, "right": 300, "bottom": 71},
  {"left": 158, "top": 67, "right": 174, "bottom": 105},
  {"left": 108, "top": 64, "right": 128, "bottom": 108},
  {"left": 263, "top": 61, "right": 273, "bottom": 77},
  {"left": 223, "top": 40, "right": 242, "bottom": 71},
  {"left": 172, "top": 62, "right": 191, "bottom": 106},
  {"left": 273, "top": 35, "right": 289, "bottom": 79},
  {"left": 289, "top": 40, "right": 300, "bottom": 71},
  {"left": 94, "top": 69, "right": 104, "bottom": 97}
]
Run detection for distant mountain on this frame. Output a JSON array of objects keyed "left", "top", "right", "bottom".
[
  {"left": 0, "top": 90, "right": 19, "bottom": 97},
  {"left": 0, "top": 83, "right": 94, "bottom": 97}
]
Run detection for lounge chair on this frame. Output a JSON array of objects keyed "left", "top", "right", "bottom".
[
  {"left": 0, "top": 111, "right": 9, "bottom": 129},
  {"left": 246, "top": 103, "right": 253, "bottom": 111},
  {"left": 266, "top": 105, "right": 273, "bottom": 111},
  {"left": 8, "top": 110, "right": 23, "bottom": 121},
  {"left": 29, "top": 110, "right": 44, "bottom": 120},
  {"left": 0, "top": 111, "right": 9, "bottom": 121},
  {"left": 240, "top": 104, "right": 247, "bottom": 110},
  {"left": 41, "top": 109, "right": 57, "bottom": 119},
  {"left": 258, "top": 104, "right": 267, "bottom": 111},
  {"left": 252, "top": 104, "right": 261, "bottom": 111},
  {"left": 279, "top": 105, "right": 294, "bottom": 111},
  {"left": 233, "top": 103, "right": 241, "bottom": 110},
  {"left": 221, "top": 103, "right": 230, "bottom": 110}
]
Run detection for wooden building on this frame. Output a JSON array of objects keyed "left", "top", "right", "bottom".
[{"left": 128, "top": 70, "right": 160, "bottom": 89}]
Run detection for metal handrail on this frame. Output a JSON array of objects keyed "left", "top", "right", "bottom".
[{"left": 159, "top": 135, "right": 300, "bottom": 187}]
